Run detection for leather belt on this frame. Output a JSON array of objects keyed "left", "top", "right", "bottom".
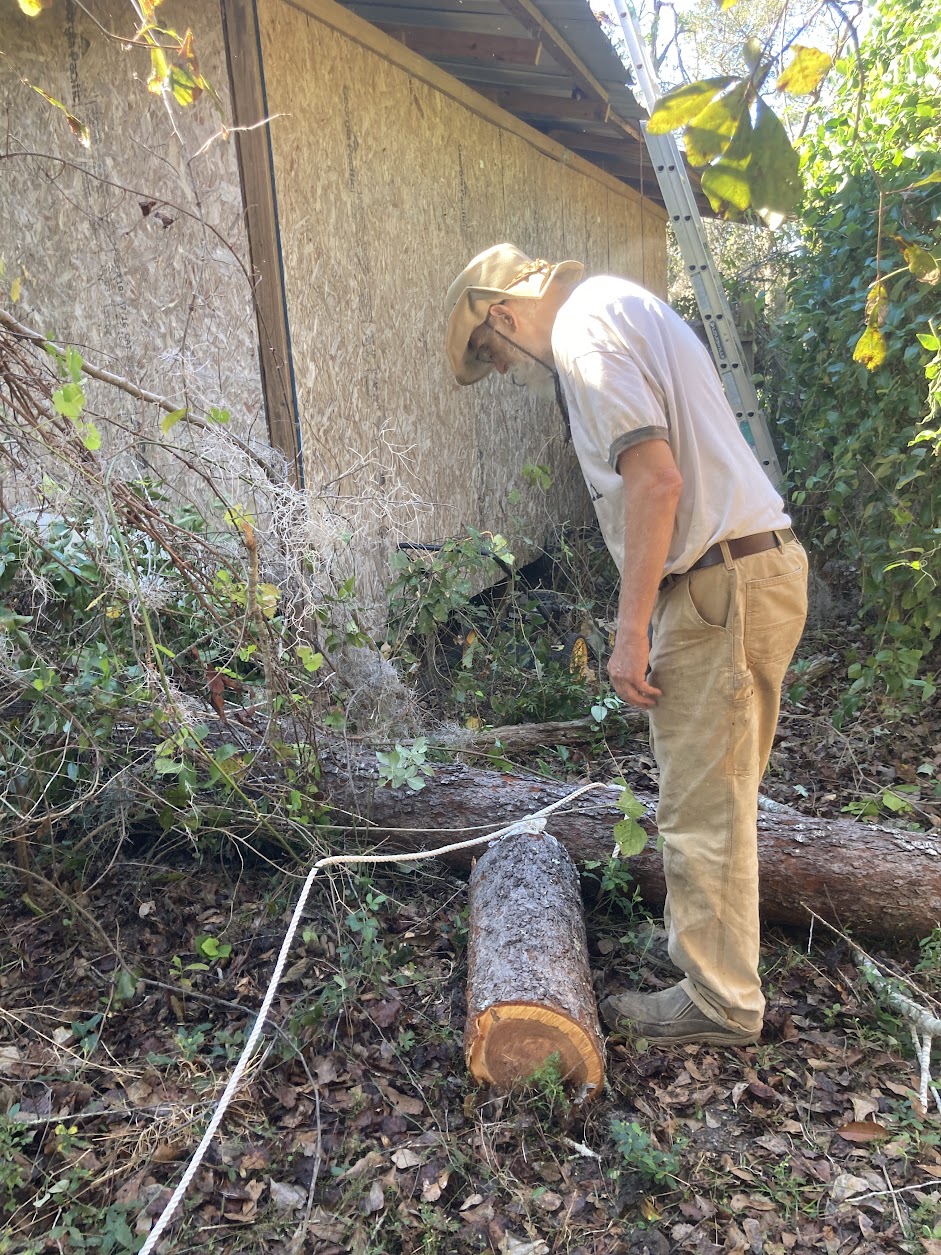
[{"left": 659, "top": 529, "right": 795, "bottom": 593}]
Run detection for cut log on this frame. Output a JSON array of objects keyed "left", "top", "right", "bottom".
[
  {"left": 465, "top": 830, "right": 605, "bottom": 1098},
  {"left": 319, "top": 751, "right": 941, "bottom": 941}
]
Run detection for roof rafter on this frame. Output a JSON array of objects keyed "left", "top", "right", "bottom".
[
  {"left": 375, "top": 23, "right": 545, "bottom": 65},
  {"left": 492, "top": 0, "right": 642, "bottom": 142}
]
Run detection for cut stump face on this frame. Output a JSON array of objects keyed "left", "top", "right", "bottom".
[
  {"left": 464, "top": 830, "right": 606, "bottom": 1099},
  {"left": 467, "top": 1003, "right": 605, "bottom": 1092}
]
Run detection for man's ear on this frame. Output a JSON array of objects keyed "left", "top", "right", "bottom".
[{"left": 488, "top": 302, "right": 519, "bottom": 333}]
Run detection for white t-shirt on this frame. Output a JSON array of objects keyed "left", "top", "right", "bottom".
[{"left": 551, "top": 276, "right": 790, "bottom": 577}]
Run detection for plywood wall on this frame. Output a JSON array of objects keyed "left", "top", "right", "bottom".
[
  {"left": 257, "top": 0, "right": 667, "bottom": 601},
  {"left": 0, "top": 1, "right": 266, "bottom": 503}
]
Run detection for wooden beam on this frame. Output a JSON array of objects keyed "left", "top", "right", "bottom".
[
  {"left": 475, "top": 86, "right": 611, "bottom": 124},
  {"left": 374, "top": 23, "right": 543, "bottom": 65},
  {"left": 221, "top": 0, "right": 303, "bottom": 485},
  {"left": 547, "top": 127, "right": 638, "bottom": 159},
  {"left": 279, "top": 0, "right": 666, "bottom": 216},
  {"left": 494, "top": 0, "right": 643, "bottom": 142}
]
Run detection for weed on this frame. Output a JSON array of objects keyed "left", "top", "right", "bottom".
[
  {"left": 610, "top": 1119, "right": 684, "bottom": 1185},
  {"left": 518, "top": 1052, "right": 572, "bottom": 1124},
  {"left": 376, "top": 738, "right": 434, "bottom": 791}
]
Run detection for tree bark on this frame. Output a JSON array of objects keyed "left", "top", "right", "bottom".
[
  {"left": 320, "top": 750, "right": 941, "bottom": 942},
  {"left": 465, "top": 830, "right": 605, "bottom": 1099}
]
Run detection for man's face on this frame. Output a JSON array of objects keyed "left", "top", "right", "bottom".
[{"left": 468, "top": 314, "right": 556, "bottom": 402}]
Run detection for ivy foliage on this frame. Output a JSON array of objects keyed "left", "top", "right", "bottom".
[{"left": 772, "top": 0, "right": 941, "bottom": 708}]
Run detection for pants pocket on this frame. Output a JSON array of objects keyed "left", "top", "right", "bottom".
[{"left": 743, "top": 558, "right": 808, "bottom": 665}]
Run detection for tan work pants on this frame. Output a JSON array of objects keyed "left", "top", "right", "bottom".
[{"left": 647, "top": 538, "right": 809, "bottom": 1033}]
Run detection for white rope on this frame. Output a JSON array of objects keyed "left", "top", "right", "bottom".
[{"left": 138, "top": 781, "right": 611, "bottom": 1251}]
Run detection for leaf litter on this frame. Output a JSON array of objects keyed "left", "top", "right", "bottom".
[{"left": 1, "top": 613, "right": 941, "bottom": 1253}]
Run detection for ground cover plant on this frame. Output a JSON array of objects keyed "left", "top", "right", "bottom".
[{"left": 2, "top": 0, "right": 941, "bottom": 1249}]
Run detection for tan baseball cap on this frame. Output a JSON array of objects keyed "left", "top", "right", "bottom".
[{"left": 445, "top": 243, "right": 584, "bottom": 385}]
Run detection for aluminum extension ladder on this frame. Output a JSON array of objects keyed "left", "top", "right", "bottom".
[{"left": 612, "top": 2, "right": 784, "bottom": 487}]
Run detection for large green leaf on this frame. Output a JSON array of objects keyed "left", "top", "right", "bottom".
[
  {"left": 700, "top": 111, "right": 753, "bottom": 216},
  {"left": 748, "top": 98, "right": 802, "bottom": 225},
  {"left": 775, "top": 45, "right": 833, "bottom": 95},
  {"left": 683, "top": 82, "right": 750, "bottom": 167},
  {"left": 646, "top": 76, "right": 735, "bottom": 135}
]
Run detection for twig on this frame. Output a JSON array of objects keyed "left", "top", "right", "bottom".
[
  {"left": 0, "top": 307, "right": 283, "bottom": 483},
  {"left": 804, "top": 908, "right": 941, "bottom": 1111}
]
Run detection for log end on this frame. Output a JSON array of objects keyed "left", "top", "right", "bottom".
[{"left": 466, "top": 1003, "right": 605, "bottom": 1099}]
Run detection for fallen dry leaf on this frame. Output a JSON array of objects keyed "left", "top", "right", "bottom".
[
  {"left": 362, "top": 1180, "right": 384, "bottom": 1215},
  {"left": 391, "top": 1147, "right": 422, "bottom": 1170},
  {"left": 836, "top": 1120, "right": 889, "bottom": 1143}
]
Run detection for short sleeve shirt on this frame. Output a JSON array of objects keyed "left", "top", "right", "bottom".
[{"left": 551, "top": 276, "right": 790, "bottom": 576}]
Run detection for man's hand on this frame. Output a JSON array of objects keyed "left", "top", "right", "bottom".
[{"left": 607, "top": 629, "right": 662, "bottom": 708}]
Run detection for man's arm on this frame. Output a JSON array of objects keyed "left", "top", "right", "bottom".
[{"left": 607, "top": 439, "right": 683, "bottom": 709}]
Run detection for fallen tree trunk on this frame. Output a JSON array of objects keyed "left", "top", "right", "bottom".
[
  {"left": 320, "top": 751, "right": 941, "bottom": 941},
  {"left": 465, "top": 830, "right": 605, "bottom": 1098}
]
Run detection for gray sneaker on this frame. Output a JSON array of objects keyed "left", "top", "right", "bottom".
[{"left": 599, "top": 983, "right": 760, "bottom": 1046}]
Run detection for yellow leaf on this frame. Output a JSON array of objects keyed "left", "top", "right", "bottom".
[
  {"left": 865, "top": 281, "right": 889, "bottom": 326},
  {"left": 30, "top": 84, "right": 90, "bottom": 147},
  {"left": 10, "top": 276, "right": 22, "bottom": 303},
  {"left": 853, "top": 326, "right": 887, "bottom": 371},
  {"left": 160, "top": 407, "right": 187, "bottom": 436},
  {"left": 17, "top": 0, "right": 55, "bottom": 14},
  {"left": 646, "top": 76, "right": 735, "bottom": 135},
  {"left": 776, "top": 45, "right": 833, "bottom": 96},
  {"left": 148, "top": 46, "right": 169, "bottom": 94},
  {"left": 901, "top": 242, "right": 940, "bottom": 285},
  {"left": 257, "top": 583, "right": 280, "bottom": 620},
  {"left": 640, "top": 1197, "right": 661, "bottom": 1221}
]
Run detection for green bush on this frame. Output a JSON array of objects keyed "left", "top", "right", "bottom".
[{"left": 771, "top": 0, "right": 941, "bottom": 708}]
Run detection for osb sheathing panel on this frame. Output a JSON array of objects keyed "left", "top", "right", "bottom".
[
  {"left": 258, "top": 0, "right": 666, "bottom": 594},
  {"left": 0, "top": 2, "right": 265, "bottom": 500}
]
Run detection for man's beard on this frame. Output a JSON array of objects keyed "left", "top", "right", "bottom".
[{"left": 506, "top": 349, "right": 557, "bottom": 403}]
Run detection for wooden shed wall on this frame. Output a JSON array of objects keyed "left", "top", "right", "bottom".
[
  {"left": 0, "top": 2, "right": 266, "bottom": 500},
  {"left": 256, "top": 0, "right": 667, "bottom": 596}
]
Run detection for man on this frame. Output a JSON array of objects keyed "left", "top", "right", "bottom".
[{"left": 444, "top": 244, "right": 808, "bottom": 1046}]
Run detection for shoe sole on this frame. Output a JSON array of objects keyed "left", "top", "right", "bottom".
[{"left": 606, "top": 1026, "right": 759, "bottom": 1046}]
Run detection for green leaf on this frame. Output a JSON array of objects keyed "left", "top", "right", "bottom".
[
  {"left": 52, "top": 381, "right": 85, "bottom": 419},
  {"left": 906, "top": 171, "right": 941, "bottom": 190},
  {"left": 853, "top": 325, "right": 887, "bottom": 370},
  {"left": 113, "top": 968, "right": 138, "bottom": 1003},
  {"left": 65, "top": 347, "right": 83, "bottom": 383},
  {"left": 615, "top": 783, "right": 646, "bottom": 821},
  {"left": 742, "top": 37, "right": 763, "bottom": 74},
  {"left": 160, "top": 407, "right": 187, "bottom": 435},
  {"left": 700, "top": 109, "right": 753, "bottom": 216},
  {"left": 208, "top": 406, "right": 231, "bottom": 425},
  {"left": 613, "top": 816, "right": 648, "bottom": 858},
  {"left": 749, "top": 99, "right": 802, "bottom": 225},
  {"left": 916, "top": 333, "right": 940, "bottom": 351},
  {"left": 297, "top": 645, "right": 324, "bottom": 673},
  {"left": 80, "top": 421, "right": 101, "bottom": 452},
  {"left": 775, "top": 46, "right": 833, "bottom": 95},
  {"left": 646, "top": 76, "right": 735, "bottom": 135},
  {"left": 683, "top": 82, "right": 749, "bottom": 168}
]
